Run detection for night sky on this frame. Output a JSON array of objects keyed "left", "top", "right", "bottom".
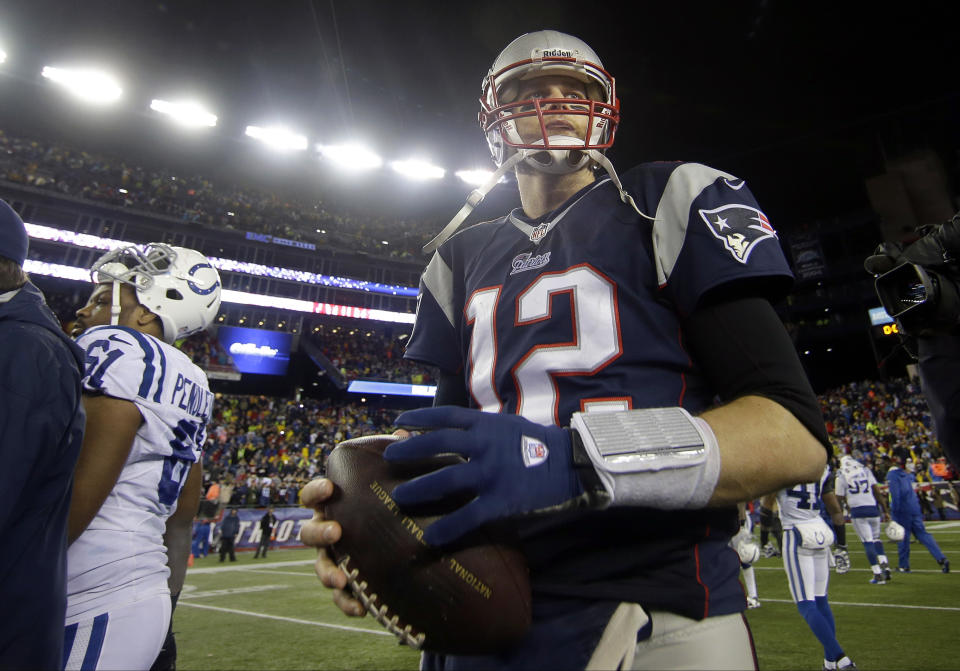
[{"left": 1, "top": 0, "right": 958, "bottom": 229}]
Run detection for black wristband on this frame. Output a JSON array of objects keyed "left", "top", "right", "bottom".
[
  {"left": 833, "top": 523, "right": 846, "bottom": 547},
  {"left": 759, "top": 506, "right": 774, "bottom": 528}
]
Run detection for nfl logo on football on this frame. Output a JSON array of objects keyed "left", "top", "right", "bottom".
[{"left": 521, "top": 436, "right": 549, "bottom": 467}]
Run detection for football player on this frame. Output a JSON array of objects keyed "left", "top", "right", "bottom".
[
  {"left": 762, "top": 468, "right": 856, "bottom": 671},
  {"left": 835, "top": 454, "right": 892, "bottom": 583},
  {"left": 759, "top": 498, "right": 784, "bottom": 558},
  {"left": 63, "top": 243, "right": 220, "bottom": 670},
  {"left": 732, "top": 503, "right": 762, "bottom": 609},
  {"left": 302, "top": 30, "right": 829, "bottom": 669}
]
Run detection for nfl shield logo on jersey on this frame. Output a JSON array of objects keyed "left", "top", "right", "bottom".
[
  {"left": 698, "top": 204, "right": 778, "bottom": 264},
  {"left": 529, "top": 222, "right": 550, "bottom": 243},
  {"left": 521, "top": 435, "right": 549, "bottom": 467}
]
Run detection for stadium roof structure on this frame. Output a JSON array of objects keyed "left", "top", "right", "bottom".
[{"left": 0, "top": 1, "right": 957, "bottom": 230}]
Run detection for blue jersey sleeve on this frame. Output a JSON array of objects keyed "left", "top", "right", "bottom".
[
  {"left": 404, "top": 250, "right": 463, "bottom": 374},
  {"left": 644, "top": 162, "right": 794, "bottom": 315}
]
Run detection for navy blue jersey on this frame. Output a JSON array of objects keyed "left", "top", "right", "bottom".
[{"left": 405, "top": 161, "right": 794, "bottom": 620}]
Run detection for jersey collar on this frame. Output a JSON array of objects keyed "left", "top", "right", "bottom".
[{"left": 508, "top": 177, "right": 611, "bottom": 243}]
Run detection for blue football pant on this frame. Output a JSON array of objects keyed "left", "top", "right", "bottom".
[{"left": 892, "top": 512, "right": 945, "bottom": 569}]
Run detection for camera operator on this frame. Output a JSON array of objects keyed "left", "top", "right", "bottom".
[{"left": 865, "top": 212, "right": 960, "bottom": 468}]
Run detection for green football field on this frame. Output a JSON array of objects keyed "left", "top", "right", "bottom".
[{"left": 175, "top": 521, "right": 960, "bottom": 670}]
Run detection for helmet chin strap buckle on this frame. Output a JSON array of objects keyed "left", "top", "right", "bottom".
[{"left": 520, "top": 136, "right": 590, "bottom": 175}]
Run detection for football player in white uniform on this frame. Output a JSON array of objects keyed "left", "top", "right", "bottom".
[
  {"left": 835, "top": 455, "right": 891, "bottom": 583},
  {"left": 731, "top": 502, "right": 761, "bottom": 608},
  {"left": 63, "top": 243, "right": 220, "bottom": 670},
  {"left": 762, "top": 466, "right": 856, "bottom": 671}
]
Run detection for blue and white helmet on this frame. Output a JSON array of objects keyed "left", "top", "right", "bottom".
[{"left": 91, "top": 243, "right": 221, "bottom": 343}]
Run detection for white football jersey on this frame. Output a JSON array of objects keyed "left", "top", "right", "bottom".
[
  {"left": 836, "top": 460, "right": 880, "bottom": 515},
  {"left": 776, "top": 465, "right": 831, "bottom": 529},
  {"left": 67, "top": 326, "right": 213, "bottom": 619}
]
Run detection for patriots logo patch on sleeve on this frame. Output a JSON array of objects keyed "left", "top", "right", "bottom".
[{"left": 698, "top": 204, "right": 778, "bottom": 264}]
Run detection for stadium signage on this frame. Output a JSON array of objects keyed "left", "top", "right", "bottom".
[
  {"left": 245, "top": 231, "right": 317, "bottom": 251},
  {"left": 228, "top": 342, "right": 280, "bottom": 357}
]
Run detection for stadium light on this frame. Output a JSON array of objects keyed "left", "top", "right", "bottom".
[
  {"left": 40, "top": 66, "right": 122, "bottom": 104},
  {"left": 21, "top": 258, "right": 416, "bottom": 325},
  {"left": 455, "top": 169, "right": 496, "bottom": 186},
  {"left": 0, "top": 49, "right": 6, "bottom": 65},
  {"left": 390, "top": 158, "right": 445, "bottom": 181},
  {"left": 244, "top": 125, "right": 307, "bottom": 151},
  {"left": 150, "top": 99, "right": 218, "bottom": 128},
  {"left": 23, "top": 222, "right": 419, "bottom": 297},
  {"left": 317, "top": 143, "right": 383, "bottom": 171}
]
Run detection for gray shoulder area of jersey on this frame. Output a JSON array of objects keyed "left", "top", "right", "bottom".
[
  {"left": 652, "top": 163, "right": 736, "bottom": 287},
  {"left": 421, "top": 250, "right": 457, "bottom": 328}
]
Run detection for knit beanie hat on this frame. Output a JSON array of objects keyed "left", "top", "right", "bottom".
[{"left": 0, "top": 199, "right": 28, "bottom": 266}]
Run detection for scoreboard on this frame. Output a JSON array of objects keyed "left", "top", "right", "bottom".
[{"left": 874, "top": 321, "right": 901, "bottom": 338}]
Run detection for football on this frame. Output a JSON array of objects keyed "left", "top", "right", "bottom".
[{"left": 322, "top": 434, "right": 532, "bottom": 655}]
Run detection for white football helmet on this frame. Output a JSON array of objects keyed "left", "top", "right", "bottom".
[
  {"left": 839, "top": 454, "right": 861, "bottom": 476},
  {"left": 90, "top": 243, "right": 221, "bottom": 343},
  {"left": 885, "top": 520, "right": 906, "bottom": 542},
  {"left": 736, "top": 538, "right": 761, "bottom": 565},
  {"left": 479, "top": 29, "right": 619, "bottom": 174}
]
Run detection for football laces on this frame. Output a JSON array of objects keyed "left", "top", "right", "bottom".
[{"left": 338, "top": 555, "right": 426, "bottom": 650}]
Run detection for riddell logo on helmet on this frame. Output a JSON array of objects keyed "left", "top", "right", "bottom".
[{"left": 541, "top": 49, "right": 573, "bottom": 58}]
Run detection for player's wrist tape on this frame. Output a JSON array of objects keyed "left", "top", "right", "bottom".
[{"left": 568, "top": 407, "right": 721, "bottom": 509}]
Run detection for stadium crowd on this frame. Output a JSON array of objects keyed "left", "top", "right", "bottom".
[
  {"left": 188, "top": 373, "right": 959, "bottom": 521},
  {"left": 309, "top": 323, "right": 433, "bottom": 385},
  {"left": 197, "top": 394, "right": 396, "bottom": 512},
  {"left": 820, "top": 377, "right": 957, "bottom": 481},
  {"left": 820, "top": 377, "right": 960, "bottom": 518},
  {"left": 0, "top": 127, "right": 440, "bottom": 259}
]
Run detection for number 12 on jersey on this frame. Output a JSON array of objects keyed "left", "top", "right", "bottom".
[{"left": 466, "top": 265, "right": 622, "bottom": 425}]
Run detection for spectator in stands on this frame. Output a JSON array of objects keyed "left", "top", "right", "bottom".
[{"left": 0, "top": 127, "right": 440, "bottom": 258}]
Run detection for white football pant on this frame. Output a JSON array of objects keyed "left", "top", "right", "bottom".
[
  {"left": 782, "top": 528, "right": 829, "bottom": 602},
  {"left": 63, "top": 593, "right": 170, "bottom": 670}
]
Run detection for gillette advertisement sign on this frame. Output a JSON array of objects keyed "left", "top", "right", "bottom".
[{"left": 217, "top": 326, "right": 292, "bottom": 376}]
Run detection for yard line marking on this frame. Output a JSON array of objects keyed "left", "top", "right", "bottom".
[
  {"left": 181, "top": 585, "right": 289, "bottom": 599},
  {"left": 752, "top": 565, "right": 950, "bottom": 574},
  {"left": 758, "top": 598, "right": 960, "bottom": 612},
  {"left": 244, "top": 569, "right": 318, "bottom": 577},
  {"left": 177, "top": 601, "right": 393, "bottom": 637},
  {"left": 188, "top": 559, "right": 315, "bottom": 574}
]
